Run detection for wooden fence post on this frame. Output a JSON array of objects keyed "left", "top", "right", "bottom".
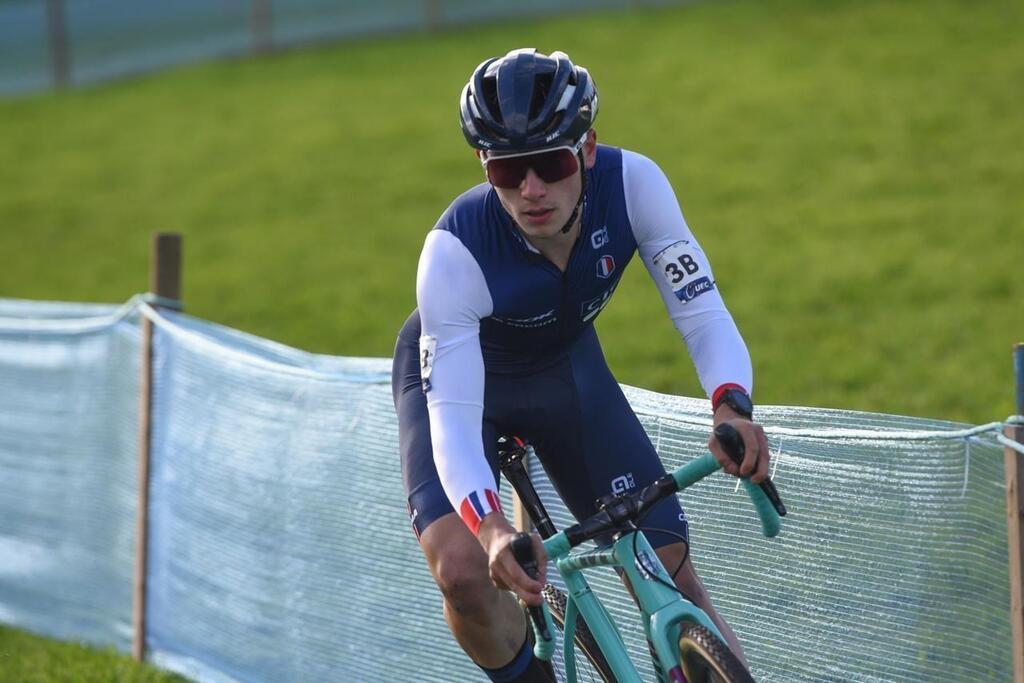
[
  {"left": 423, "top": 0, "right": 442, "bottom": 30},
  {"left": 1007, "top": 342, "right": 1024, "bottom": 682},
  {"left": 251, "top": 0, "right": 272, "bottom": 54},
  {"left": 132, "top": 233, "right": 182, "bottom": 662},
  {"left": 44, "top": 0, "right": 70, "bottom": 87}
]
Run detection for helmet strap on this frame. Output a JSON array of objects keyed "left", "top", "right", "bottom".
[{"left": 559, "top": 150, "right": 587, "bottom": 235}]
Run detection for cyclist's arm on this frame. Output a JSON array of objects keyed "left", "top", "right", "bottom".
[
  {"left": 415, "top": 229, "right": 505, "bottom": 534},
  {"left": 623, "top": 151, "right": 770, "bottom": 481},
  {"left": 417, "top": 230, "right": 546, "bottom": 600},
  {"left": 622, "top": 149, "right": 753, "bottom": 400}
]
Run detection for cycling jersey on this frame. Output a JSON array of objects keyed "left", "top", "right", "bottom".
[{"left": 396, "top": 144, "right": 751, "bottom": 537}]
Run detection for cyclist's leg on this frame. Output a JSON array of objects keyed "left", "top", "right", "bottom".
[
  {"left": 394, "top": 311, "right": 551, "bottom": 681},
  {"left": 417, "top": 513, "right": 525, "bottom": 663},
  {"left": 526, "top": 326, "right": 747, "bottom": 661}
]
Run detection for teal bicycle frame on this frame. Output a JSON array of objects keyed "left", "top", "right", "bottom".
[{"left": 528, "top": 451, "right": 782, "bottom": 682}]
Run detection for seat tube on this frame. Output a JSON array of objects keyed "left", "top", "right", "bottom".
[{"left": 499, "top": 440, "right": 558, "bottom": 538}]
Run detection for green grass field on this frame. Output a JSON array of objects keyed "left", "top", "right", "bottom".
[
  {"left": 0, "top": 624, "right": 189, "bottom": 682},
  {"left": 1, "top": 0, "right": 1021, "bottom": 424},
  {"left": 0, "top": 0, "right": 1021, "bottom": 677}
]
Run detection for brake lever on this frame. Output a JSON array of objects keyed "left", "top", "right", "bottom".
[{"left": 713, "top": 423, "right": 787, "bottom": 517}]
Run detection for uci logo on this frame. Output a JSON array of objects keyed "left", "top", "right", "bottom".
[{"left": 676, "top": 276, "right": 715, "bottom": 302}]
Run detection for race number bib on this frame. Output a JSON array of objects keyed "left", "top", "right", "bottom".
[
  {"left": 651, "top": 240, "right": 716, "bottom": 302},
  {"left": 419, "top": 334, "right": 437, "bottom": 392}
]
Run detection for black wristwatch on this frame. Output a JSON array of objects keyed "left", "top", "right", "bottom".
[{"left": 714, "top": 387, "right": 753, "bottom": 420}]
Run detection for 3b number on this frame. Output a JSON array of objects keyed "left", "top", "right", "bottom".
[{"left": 664, "top": 254, "right": 699, "bottom": 284}]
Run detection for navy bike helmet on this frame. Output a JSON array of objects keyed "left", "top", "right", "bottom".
[
  {"left": 459, "top": 48, "right": 598, "bottom": 153},
  {"left": 460, "top": 49, "right": 598, "bottom": 233}
]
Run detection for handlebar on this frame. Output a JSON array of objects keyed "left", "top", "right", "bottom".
[
  {"left": 713, "top": 423, "right": 787, "bottom": 517},
  {"left": 510, "top": 532, "right": 555, "bottom": 658},
  {"left": 510, "top": 425, "right": 785, "bottom": 661},
  {"left": 554, "top": 423, "right": 785, "bottom": 552}
]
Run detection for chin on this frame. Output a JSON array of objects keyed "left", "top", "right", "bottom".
[{"left": 519, "top": 216, "right": 564, "bottom": 237}]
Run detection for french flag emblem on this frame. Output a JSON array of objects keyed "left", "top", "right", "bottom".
[
  {"left": 596, "top": 255, "right": 615, "bottom": 279},
  {"left": 460, "top": 489, "right": 504, "bottom": 535}
]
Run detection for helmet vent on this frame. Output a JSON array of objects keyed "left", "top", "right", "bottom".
[
  {"left": 542, "top": 111, "right": 565, "bottom": 135},
  {"left": 528, "top": 73, "right": 553, "bottom": 121},
  {"left": 481, "top": 79, "right": 503, "bottom": 125}
]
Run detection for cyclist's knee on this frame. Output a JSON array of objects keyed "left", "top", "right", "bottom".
[
  {"left": 436, "top": 555, "right": 494, "bottom": 614},
  {"left": 421, "top": 514, "right": 495, "bottom": 614}
]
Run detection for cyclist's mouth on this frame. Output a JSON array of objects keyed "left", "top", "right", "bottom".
[{"left": 522, "top": 208, "right": 554, "bottom": 224}]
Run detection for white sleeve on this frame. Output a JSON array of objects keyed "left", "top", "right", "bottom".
[
  {"left": 622, "top": 149, "right": 754, "bottom": 398},
  {"left": 416, "top": 230, "right": 502, "bottom": 533}
]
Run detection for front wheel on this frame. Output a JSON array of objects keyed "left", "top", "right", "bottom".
[{"left": 676, "top": 624, "right": 754, "bottom": 683}]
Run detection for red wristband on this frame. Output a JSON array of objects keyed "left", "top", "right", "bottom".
[{"left": 711, "top": 383, "right": 748, "bottom": 412}]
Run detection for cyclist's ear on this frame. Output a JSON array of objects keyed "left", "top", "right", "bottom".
[{"left": 583, "top": 129, "right": 598, "bottom": 169}]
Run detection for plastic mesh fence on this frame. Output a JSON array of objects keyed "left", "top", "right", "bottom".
[
  {"left": 531, "top": 391, "right": 1011, "bottom": 682},
  {"left": 141, "top": 310, "right": 481, "bottom": 682},
  {"left": 0, "top": 299, "right": 140, "bottom": 650},
  {"left": 0, "top": 297, "right": 1013, "bottom": 682}
]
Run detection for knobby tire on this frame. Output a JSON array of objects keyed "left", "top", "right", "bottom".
[
  {"left": 542, "top": 584, "right": 617, "bottom": 682},
  {"left": 677, "top": 623, "right": 754, "bottom": 683}
]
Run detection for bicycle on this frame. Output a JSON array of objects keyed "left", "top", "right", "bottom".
[{"left": 497, "top": 423, "right": 786, "bottom": 683}]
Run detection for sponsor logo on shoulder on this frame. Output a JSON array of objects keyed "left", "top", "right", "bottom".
[{"left": 591, "top": 225, "right": 609, "bottom": 249}]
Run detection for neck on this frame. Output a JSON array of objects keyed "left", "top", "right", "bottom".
[{"left": 518, "top": 218, "right": 580, "bottom": 272}]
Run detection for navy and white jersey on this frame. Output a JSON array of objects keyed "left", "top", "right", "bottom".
[{"left": 415, "top": 144, "right": 751, "bottom": 527}]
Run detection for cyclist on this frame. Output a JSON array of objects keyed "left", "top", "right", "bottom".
[{"left": 392, "top": 48, "right": 770, "bottom": 682}]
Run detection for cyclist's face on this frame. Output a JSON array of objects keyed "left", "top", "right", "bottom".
[{"left": 487, "top": 130, "right": 597, "bottom": 240}]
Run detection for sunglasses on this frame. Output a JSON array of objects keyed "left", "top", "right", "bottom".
[{"left": 481, "top": 139, "right": 585, "bottom": 189}]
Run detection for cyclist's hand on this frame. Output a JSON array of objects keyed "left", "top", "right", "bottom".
[
  {"left": 477, "top": 515, "right": 546, "bottom": 606},
  {"left": 710, "top": 410, "right": 770, "bottom": 484}
]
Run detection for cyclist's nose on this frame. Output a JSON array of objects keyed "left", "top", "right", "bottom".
[{"left": 520, "top": 168, "right": 547, "bottom": 199}]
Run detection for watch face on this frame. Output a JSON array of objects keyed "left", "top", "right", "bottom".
[{"left": 724, "top": 389, "right": 753, "bottom": 417}]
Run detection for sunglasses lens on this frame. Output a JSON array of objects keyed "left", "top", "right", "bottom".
[
  {"left": 486, "top": 148, "right": 579, "bottom": 189},
  {"left": 535, "top": 149, "right": 580, "bottom": 183},
  {"left": 486, "top": 156, "right": 530, "bottom": 189}
]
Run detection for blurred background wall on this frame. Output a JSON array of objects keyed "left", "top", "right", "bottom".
[{"left": 0, "top": 0, "right": 683, "bottom": 95}]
